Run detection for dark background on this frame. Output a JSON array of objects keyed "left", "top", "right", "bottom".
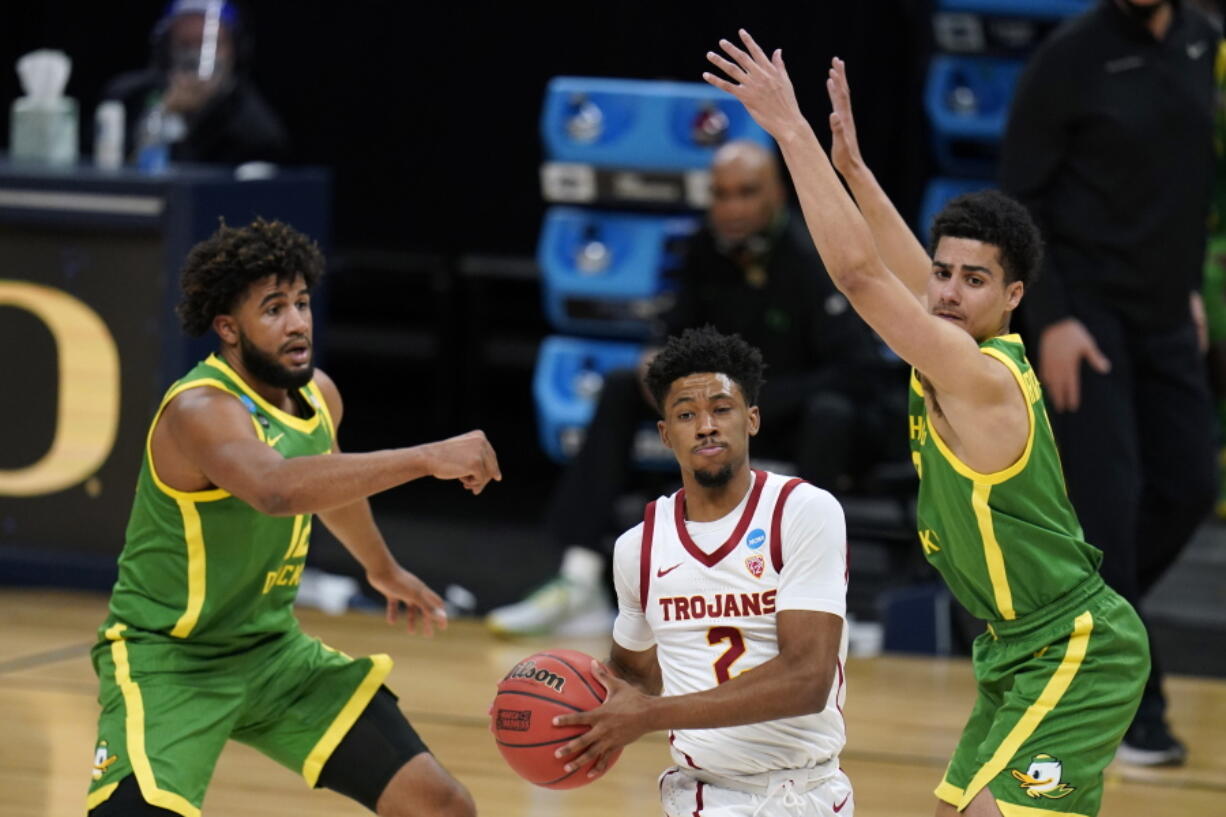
[
  {"left": 0, "top": 1, "right": 933, "bottom": 255},
  {"left": 0, "top": 1, "right": 933, "bottom": 596}
]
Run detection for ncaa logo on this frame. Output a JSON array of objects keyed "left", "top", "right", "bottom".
[{"left": 745, "top": 528, "right": 766, "bottom": 550}]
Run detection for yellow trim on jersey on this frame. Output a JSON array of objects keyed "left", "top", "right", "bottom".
[
  {"left": 934, "top": 779, "right": 964, "bottom": 805},
  {"left": 997, "top": 800, "right": 1091, "bottom": 817},
  {"left": 924, "top": 343, "right": 1036, "bottom": 486},
  {"left": 205, "top": 354, "right": 322, "bottom": 434},
  {"left": 169, "top": 499, "right": 207, "bottom": 638},
  {"left": 307, "top": 380, "right": 336, "bottom": 445},
  {"left": 145, "top": 379, "right": 235, "bottom": 502},
  {"left": 973, "top": 483, "right": 1016, "bottom": 620},
  {"left": 85, "top": 782, "right": 119, "bottom": 810},
  {"left": 957, "top": 612, "right": 1094, "bottom": 811},
  {"left": 301, "top": 653, "right": 393, "bottom": 786},
  {"left": 910, "top": 369, "right": 924, "bottom": 397},
  {"left": 106, "top": 624, "right": 202, "bottom": 817}
]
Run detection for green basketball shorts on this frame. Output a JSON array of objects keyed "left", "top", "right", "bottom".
[
  {"left": 936, "top": 575, "right": 1148, "bottom": 817},
  {"left": 86, "top": 623, "right": 392, "bottom": 817}
]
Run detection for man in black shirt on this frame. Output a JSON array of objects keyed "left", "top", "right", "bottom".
[
  {"left": 1000, "top": 0, "right": 1219, "bottom": 766},
  {"left": 487, "top": 141, "right": 893, "bottom": 637}
]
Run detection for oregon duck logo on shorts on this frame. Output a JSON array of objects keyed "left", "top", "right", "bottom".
[
  {"left": 1010, "top": 754, "right": 1075, "bottom": 799},
  {"left": 91, "top": 740, "right": 118, "bottom": 781}
]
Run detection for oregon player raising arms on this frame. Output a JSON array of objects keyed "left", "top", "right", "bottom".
[
  {"left": 705, "top": 32, "right": 1149, "bottom": 817},
  {"left": 87, "top": 219, "right": 498, "bottom": 817}
]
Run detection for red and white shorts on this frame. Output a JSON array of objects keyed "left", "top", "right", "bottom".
[{"left": 659, "top": 765, "right": 854, "bottom": 817}]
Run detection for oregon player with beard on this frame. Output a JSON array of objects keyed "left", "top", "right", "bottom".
[{"left": 87, "top": 219, "right": 499, "bottom": 817}]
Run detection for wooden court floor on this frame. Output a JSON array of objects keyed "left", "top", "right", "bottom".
[{"left": 3, "top": 589, "right": 1223, "bottom": 817}]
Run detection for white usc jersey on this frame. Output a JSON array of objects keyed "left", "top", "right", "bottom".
[{"left": 612, "top": 469, "right": 849, "bottom": 778}]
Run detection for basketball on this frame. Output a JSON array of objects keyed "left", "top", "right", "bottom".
[{"left": 490, "top": 648, "right": 622, "bottom": 789}]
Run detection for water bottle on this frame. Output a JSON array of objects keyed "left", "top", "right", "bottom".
[
  {"left": 136, "top": 100, "right": 169, "bottom": 173},
  {"left": 93, "top": 101, "right": 124, "bottom": 170}
]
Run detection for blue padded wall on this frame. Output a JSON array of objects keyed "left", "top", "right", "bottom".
[{"left": 541, "top": 77, "right": 772, "bottom": 170}]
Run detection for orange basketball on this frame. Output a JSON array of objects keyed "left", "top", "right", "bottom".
[{"left": 490, "top": 648, "right": 622, "bottom": 789}]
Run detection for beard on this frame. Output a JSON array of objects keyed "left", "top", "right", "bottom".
[
  {"left": 693, "top": 462, "right": 735, "bottom": 488},
  {"left": 239, "top": 333, "right": 314, "bottom": 390}
]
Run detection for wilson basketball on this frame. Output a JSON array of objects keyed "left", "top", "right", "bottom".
[{"left": 490, "top": 648, "right": 622, "bottom": 788}]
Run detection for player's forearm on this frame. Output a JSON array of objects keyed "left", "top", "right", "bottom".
[
  {"left": 258, "top": 446, "right": 436, "bottom": 516},
  {"left": 317, "top": 498, "right": 397, "bottom": 576},
  {"left": 774, "top": 126, "right": 887, "bottom": 293},
  {"left": 840, "top": 162, "right": 931, "bottom": 297},
  {"left": 643, "top": 656, "right": 834, "bottom": 731}
]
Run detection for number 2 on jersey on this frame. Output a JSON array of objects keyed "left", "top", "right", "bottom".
[{"left": 708, "top": 626, "right": 746, "bottom": 684}]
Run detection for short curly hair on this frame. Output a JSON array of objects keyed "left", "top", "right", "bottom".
[
  {"left": 176, "top": 218, "right": 325, "bottom": 337},
  {"left": 645, "top": 326, "right": 765, "bottom": 414},
  {"left": 930, "top": 190, "right": 1043, "bottom": 287}
]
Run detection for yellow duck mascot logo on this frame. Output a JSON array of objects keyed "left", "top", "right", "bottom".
[{"left": 1010, "top": 754, "right": 1076, "bottom": 799}]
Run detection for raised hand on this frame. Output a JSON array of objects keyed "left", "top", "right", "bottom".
[
  {"left": 702, "top": 29, "right": 807, "bottom": 142},
  {"left": 826, "top": 57, "right": 864, "bottom": 176}
]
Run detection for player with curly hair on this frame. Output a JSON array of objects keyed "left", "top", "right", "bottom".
[
  {"left": 86, "top": 218, "right": 499, "bottom": 817},
  {"left": 702, "top": 31, "right": 1150, "bottom": 817},
  {"left": 555, "top": 326, "right": 854, "bottom": 817}
]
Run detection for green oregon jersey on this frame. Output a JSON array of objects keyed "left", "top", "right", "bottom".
[
  {"left": 103, "top": 353, "right": 335, "bottom": 647},
  {"left": 909, "top": 334, "right": 1102, "bottom": 623}
]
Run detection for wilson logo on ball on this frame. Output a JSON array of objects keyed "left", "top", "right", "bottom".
[
  {"left": 496, "top": 709, "right": 532, "bottom": 731},
  {"left": 503, "top": 660, "right": 567, "bottom": 692}
]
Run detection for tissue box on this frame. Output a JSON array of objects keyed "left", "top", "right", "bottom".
[{"left": 11, "top": 96, "right": 78, "bottom": 166}]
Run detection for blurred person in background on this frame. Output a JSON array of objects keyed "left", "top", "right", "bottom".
[
  {"left": 1193, "top": 0, "right": 1226, "bottom": 515},
  {"left": 486, "top": 140, "right": 903, "bottom": 638},
  {"left": 1000, "top": 0, "right": 1220, "bottom": 766},
  {"left": 102, "top": 0, "right": 288, "bottom": 165}
]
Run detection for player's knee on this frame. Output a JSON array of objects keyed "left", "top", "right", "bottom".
[
  {"left": 933, "top": 800, "right": 960, "bottom": 817},
  {"left": 437, "top": 781, "right": 476, "bottom": 817},
  {"left": 379, "top": 776, "right": 474, "bottom": 817}
]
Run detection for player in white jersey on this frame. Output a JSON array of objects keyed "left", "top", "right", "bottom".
[{"left": 555, "top": 327, "right": 853, "bottom": 816}]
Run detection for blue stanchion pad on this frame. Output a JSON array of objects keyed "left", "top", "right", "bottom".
[
  {"left": 541, "top": 77, "right": 772, "bottom": 170},
  {"left": 537, "top": 207, "right": 699, "bottom": 338},
  {"left": 924, "top": 55, "right": 1023, "bottom": 177},
  {"left": 532, "top": 335, "right": 644, "bottom": 463}
]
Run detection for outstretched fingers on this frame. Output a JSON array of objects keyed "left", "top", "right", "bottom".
[
  {"left": 706, "top": 49, "right": 745, "bottom": 81},
  {"left": 831, "top": 58, "right": 853, "bottom": 111},
  {"left": 718, "top": 37, "right": 755, "bottom": 74},
  {"left": 737, "top": 28, "right": 771, "bottom": 67},
  {"left": 702, "top": 70, "right": 738, "bottom": 94}
]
